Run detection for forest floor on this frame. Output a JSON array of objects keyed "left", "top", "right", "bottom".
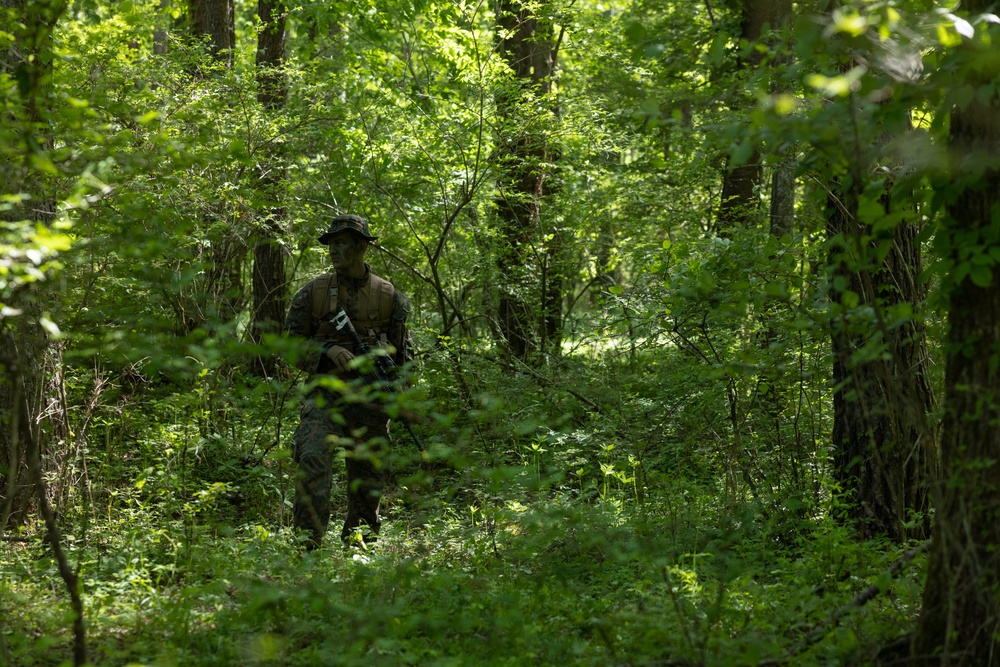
[{"left": 1, "top": 479, "right": 925, "bottom": 667}]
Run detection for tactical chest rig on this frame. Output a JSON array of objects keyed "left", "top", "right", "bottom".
[{"left": 309, "top": 270, "right": 395, "bottom": 352}]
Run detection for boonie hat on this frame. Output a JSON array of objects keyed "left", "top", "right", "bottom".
[{"left": 318, "top": 214, "right": 378, "bottom": 243}]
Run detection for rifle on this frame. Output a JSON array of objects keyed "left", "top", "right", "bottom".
[{"left": 326, "top": 305, "right": 425, "bottom": 452}]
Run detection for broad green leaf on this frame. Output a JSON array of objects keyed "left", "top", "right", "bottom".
[
  {"left": 644, "top": 44, "right": 665, "bottom": 59},
  {"left": 832, "top": 8, "right": 868, "bottom": 36},
  {"left": 806, "top": 67, "right": 866, "bottom": 97},
  {"left": 937, "top": 23, "right": 962, "bottom": 47},
  {"left": 772, "top": 94, "right": 798, "bottom": 115},
  {"left": 137, "top": 110, "right": 161, "bottom": 125},
  {"left": 731, "top": 139, "right": 754, "bottom": 165},
  {"left": 29, "top": 153, "right": 59, "bottom": 175},
  {"left": 970, "top": 265, "right": 993, "bottom": 288},
  {"left": 708, "top": 33, "right": 728, "bottom": 67}
]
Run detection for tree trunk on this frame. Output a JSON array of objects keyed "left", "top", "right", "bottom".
[
  {"left": 0, "top": 308, "right": 45, "bottom": 529},
  {"left": 250, "top": 0, "right": 288, "bottom": 376},
  {"left": 717, "top": 0, "right": 791, "bottom": 233},
  {"left": 769, "top": 158, "right": 795, "bottom": 238},
  {"left": 177, "top": 0, "right": 244, "bottom": 336},
  {"left": 719, "top": 151, "right": 761, "bottom": 231},
  {"left": 153, "top": 0, "right": 170, "bottom": 55},
  {"left": 542, "top": 225, "right": 568, "bottom": 354},
  {"left": 0, "top": 0, "right": 60, "bottom": 531},
  {"left": 827, "top": 179, "right": 934, "bottom": 542},
  {"left": 493, "top": 0, "right": 557, "bottom": 360},
  {"left": 256, "top": 0, "right": 287, "bottom": 111},
  {"left": 189, "top": 0, "right": 235, "bottom": 65},
  {"left": 912, "top": 24, "right": 1000, "bottom": 661}
]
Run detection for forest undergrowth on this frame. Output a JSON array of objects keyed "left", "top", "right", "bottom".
[{"left": 1, "top": 351, "right": 927, "bottom": 667}]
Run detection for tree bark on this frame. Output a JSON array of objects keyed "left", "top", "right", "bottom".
[
  {"left": 717, "top": 0, "right": 791, "bottom": 233},
  {"left": 719, "top": 151, "right": 761, "bottom": 231},
  {"left": 542, "top": 225, "right": 568, "bottom": 353},
  {"left": 175, "top": 0, "right": 244, "bottom": 336},
  {"left": 189, "top": 0, "right": 235, "bottom": 65},
  {"left": 769, "top": 158, "right": 795, "bottom": 238},
  {"left": 493, "top": 0, "right": 557, "bottom": 360},
  {"left": 912, "top": 22, "right": 1000, "bottom": 661},
  {"left": 0, "top": 0, "right": 60, "bottom": 531},
  {"left": 0, "top": 305, "right": 45, "bottom": 530},
  {"left": 827, "top": 179, "right": 934, "bottom": 542},
  {"left": 250, "top": 0, "right": 289, "bottom": 376}
]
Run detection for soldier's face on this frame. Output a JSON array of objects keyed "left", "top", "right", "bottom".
[{"left": 328, "top": 231, "right": 367, "bottom": 269}]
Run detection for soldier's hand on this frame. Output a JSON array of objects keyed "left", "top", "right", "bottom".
[{"left": 325, "top": 345, "right": 355, "bottom": 373}]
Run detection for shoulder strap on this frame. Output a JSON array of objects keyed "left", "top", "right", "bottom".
[
  {"left": 311, "top": 272, "right": 338, "bottom": 323},
  {"left": 380, "top": 281, "right": 394, "bottom": 322},
  {"left": 366, "top": 274, "right": 395, "bottom": 322}
]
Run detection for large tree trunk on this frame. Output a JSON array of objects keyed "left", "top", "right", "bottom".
[
  {"left": 0, "top": 0, "right": 59, "bottom": 531},
  {"left": 250, "top": 0, "right": 289, "bottom": 377},
  {"left": 769, "top": 158, "right": 795, "bottom": 238},
  {"left": 912, "top": 24, "right": 1000, "bottom": 662},
  {"left": 0, "top": 306, "right": 46, "bottom": 529},
  {"left": 717, "top": 0, "right": 791, "bottom": 233},
  {"left": 493, "top": 0, "right": 557, "bottom": 360},
  {"left": 719, "top": 152, "right": 761, "bottom": 230},
  {"left": 176, "top": 0, "right": 244, "bottom": 336},
  {"left": 827, "top": 179, "right": 934, "bottom": 542},
  {"left": 189, "top": 0, "right": 235, "bottom": 65}
]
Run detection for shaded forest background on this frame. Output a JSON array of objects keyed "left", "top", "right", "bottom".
[{"left": 2, "top": 0, "right": 1000, "bottom": 664}]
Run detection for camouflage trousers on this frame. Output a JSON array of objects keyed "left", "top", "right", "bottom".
[{"left": 291, "top": 391, "right": 390, "bottom": 548}]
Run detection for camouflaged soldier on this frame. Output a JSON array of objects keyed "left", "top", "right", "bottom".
[{"left": 284, "top": 214, "right": 412, "bottom": 549}]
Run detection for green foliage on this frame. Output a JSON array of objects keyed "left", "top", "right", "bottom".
[
  {"left": 3, "top": 0, "right": 984, "bottom": 663},
  {"left": 2, "top": 463, "right": 927, "bottom": 666}
]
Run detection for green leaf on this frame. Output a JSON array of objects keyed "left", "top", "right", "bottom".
[
  {"left": 708, "top": 33, "right": 728, "bottom": 68},
  {"left": 937, "top": 23, "right": 962, "bottom": 47},
  {"left": 624, "top": 21, "right": 646, "bottom": 43},
  {"left": 977, "top": 84, "right": 996, "bottom": 106},
  {"left": 771, "top": 94, "right": 797, "bottom": 116},
  {"left": 970, "top": 265, "right": 993, "bottom": 288},
  {"left": 14, "top": 64, "right": 30, "bottom": 98},
  {"left": 805, "top": 67, "right": 866, "bottom": 97},
  {"left": 858, "top": 198, "right": 884, "bottom": 224},
  {"left": 951, "top": 84, "right": 976, "bottom": 110},
  {"left": 832, "top": 8, "right": 868, "bottom": 36},
  {"left": 891, "top": 302, "right": 914, "bottom": 321},
  {"left": 765, "top": 281, "right": 789, "bottom": 299},
  {"left": 644, "top": 44, "right": 665, "bottom": 59},
  {"left": 29, "top": 153, "right": 59, "bottom": 175},
  {"left": 731, "top": 139, "right": 754, "bottom": 166}
]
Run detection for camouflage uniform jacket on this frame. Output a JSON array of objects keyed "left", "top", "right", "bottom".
[{"left": 283, "top": 264, "right": 412, "bottom": 379}]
